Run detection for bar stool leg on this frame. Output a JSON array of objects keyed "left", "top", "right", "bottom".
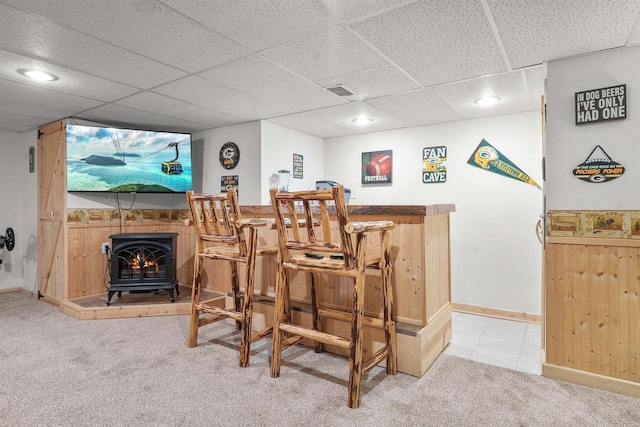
[
  {"left": 348, "top": 236, "right": 367, "bottom": 409},
  {"left": 187, "top": 253, "right": 201, "bottom": 348},
  {"left": 310, "top": 272, "right": 323, "bottom": 353},
  {"left": 381, "top": 230, "right": 397, "bottom": 375},
  {"left": 230, "top": 263, "right": 242, "bottom": 331},
  {"left": 240, "top": 228, "right": 258, "bottom": 368},
  {"left": 270, "top": 262, "right": 287, "bottom": 378}
]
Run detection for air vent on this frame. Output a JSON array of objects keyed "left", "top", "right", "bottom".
[{"left": 325, "top": 85, "right": 355, "bottom": 97}]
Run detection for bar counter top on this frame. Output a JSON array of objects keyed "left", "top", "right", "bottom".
[{"left": 240, "top": 203, "right": 456, "bottom": 217}]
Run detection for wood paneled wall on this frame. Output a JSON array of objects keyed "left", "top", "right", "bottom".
[
  {"left": 67, "top": 221, "right": 196, "bottom": 299},
  {"left": 546, "top": 239, "right": 640, "bottom": 383},
  {"left": 67, "top": 208, "right": 453, "bottom": 329}
]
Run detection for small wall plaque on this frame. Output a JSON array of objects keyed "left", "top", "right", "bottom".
[
  {"left": 29, "top": 146, "right": 35, "bottom": 173},
  {"left": 572, "top": 145, "right": 624, "bottom": 183},
  {"left": 293, "top": 153, "right": 303, "bottom": 179}
]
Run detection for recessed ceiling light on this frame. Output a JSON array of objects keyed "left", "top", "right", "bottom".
[
  {"left": 474, "top": 96, "right": 500, "bottom": 106},
  {"left": 352, "top": 117, "right": 373, "bottom": 126},
  {"left": 18, "top": 69, "right": 59, "bottom": 82}
]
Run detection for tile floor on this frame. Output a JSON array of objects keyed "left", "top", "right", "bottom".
[{"left": 445, "top": 312, "right": 542, "bottom": 375}]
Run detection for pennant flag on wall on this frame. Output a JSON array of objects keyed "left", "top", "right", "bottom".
[{"left": 467, "top": 139, "right": 541, "bottom": 189}]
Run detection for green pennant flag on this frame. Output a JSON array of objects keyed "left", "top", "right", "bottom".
[{"left": 467, "top": 139, "right": 540, "bottom": 189}]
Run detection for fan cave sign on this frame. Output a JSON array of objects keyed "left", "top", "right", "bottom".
[
  {"left": 422, "top": 146, "right": 447, "bottom": 183},
  {"left": 575, "top": 84, "right": 626, "bottom": 125}
]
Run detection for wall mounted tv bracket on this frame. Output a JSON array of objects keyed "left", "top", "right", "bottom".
[{"left": 0, "top": 227, "right": 15, "bottom": 266}]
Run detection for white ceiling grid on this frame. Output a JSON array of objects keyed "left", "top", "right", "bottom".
[{"left": 0, "top": 0, "right": 638, "bottom": 136}]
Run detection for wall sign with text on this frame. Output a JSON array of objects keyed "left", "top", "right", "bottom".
[
  {"left": 220, "top": 175, "right": 239, "bottom": 194},
  {"left": 575, "top": 84, "right": 626, "bottom": 125},
  {"left": 572, "top": 145, "right": 624, "bottom": 183},
  {"left": 422, "top": 146, "right": 447, "bottom": 183},
  {"left": 362, "top": 150, "right": 392, "bottom": 184}
]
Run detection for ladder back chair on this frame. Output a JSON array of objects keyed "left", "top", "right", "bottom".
[
  {"left": 269, "top": 185, "right": 397, "bottom": 408},
  {"left": 186, "top": 189, "right": 277, "bottom": 367}
]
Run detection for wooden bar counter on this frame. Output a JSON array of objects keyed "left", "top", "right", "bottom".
[
  {"left": 58, "top": 203, "right": 454, "bottom": 377},
  {"left": 232, "top": 203, "right": 456, "bottom": 377}
]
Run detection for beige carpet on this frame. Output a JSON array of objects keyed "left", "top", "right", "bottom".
[{"left": 1, "top": 292, "right": 638, "bottom": 426}]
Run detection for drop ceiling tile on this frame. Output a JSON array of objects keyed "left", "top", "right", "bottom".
[
  {"left": 114, "top": 92, "right": 244, "bottom": 128},
  {"left": 367, "top": 88, "right": 462, "bottom": 128},
  {"left": 0, "top": 78, "right": 104, "bottom": 112},
  {"left": 4, "top": 0, "right": 252, "bottom": 73},
  {"left": 0, "top": 120, "right": 33, "bottom": 132},
  {"left": 153, "top": 76, "right": 291, "bottom": 120},
  {"left": 525, "top": 66, "right": 544, "bottom": 108},
  {"left": 351, "top": 0, "right": 507, "bottom": 87},
  {"left": 268, "top": 112, "right": 357, "bottom": 139},
  {"left": 0, "top": 49, "right": 139, "bottom": 102},
  {"left": 434, "top": 71, "right": 538, "bottom": 120},
  {"left": 161, "top": 0, "right": 335, "bottom": 51},
  {"left": 0, "top": 111, "right": 49, "bottom": 129},
  {"left": 262, "top": 27, "right": 387, "bottom": 82},
  {"left": 312, "top": 102, "right": 405, "bottom": 133},
  {"left": 201, "top": 56, "right": 348, "bottom": 111},
  {"left": 0, "top": 97, "right": 75, "bottom": 121},
  {"left": 316, "top": 65, "right": 421, "bottom": 100},
  {"left": 0, "top": 108, "right": 62, "bottom": 127},
  {"left": 78, "top": 104, "right": 210, "bottom": 134},
  {"left": 487, "top": 0, "right": 640, "bottom": 68},
  {"left": 320, "top": 0, "right": 414, "bottom": 23},
  {"left": 0, "top": 4, "right": 186, "bottom": 88},
  {"left": 630, "top": 24, "right": 640, "bottom": 45}
]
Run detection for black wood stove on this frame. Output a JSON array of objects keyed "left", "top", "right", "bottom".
[{"left": 108, "top": 233, "right": 179, "bottom": 305}]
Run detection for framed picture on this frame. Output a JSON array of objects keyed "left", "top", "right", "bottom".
[
  {"left": 362, "top": 150, "right": 392, "bottom": 185},
  {"left": 293, "top": 153, "right": 303, "bottom": 179}
]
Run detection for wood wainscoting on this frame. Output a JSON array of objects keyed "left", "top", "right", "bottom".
[{"left": 544, "top": 232, "right": 640, "bottom": 398}]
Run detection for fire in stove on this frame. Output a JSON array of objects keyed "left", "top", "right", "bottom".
[{"left": 130, "top": 251, "right": 159, "bottom": 273}]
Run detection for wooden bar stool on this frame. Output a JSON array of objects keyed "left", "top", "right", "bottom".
[
  {"left": 269, "top": 185, "right": 397, "bottom": 408},
  {"left": 186, "top": 189, "right": 277, "bottom": 367}
]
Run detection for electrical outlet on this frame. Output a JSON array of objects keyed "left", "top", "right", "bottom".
[{"left": 101, "top": 242, "right": 110, "bottom": 254}]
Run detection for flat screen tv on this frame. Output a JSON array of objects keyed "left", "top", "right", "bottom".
[{"left": 66, "top": 124, "right": 193, "bottom": 193}]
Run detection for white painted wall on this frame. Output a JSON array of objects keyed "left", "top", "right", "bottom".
[
  {"left": 0, "top": 130, "right": 38, "bottom": 291},
  {"left": 324, "top": 112, "right": 543, "bottom": 314},
  {"left": 260, "top": 121, "right": 325, "bottom": 204},
  {"left": 3, "top": 113, "right": 543, "bottom": 316},
  {"left": 192, "top": 121, "right": 262, "bottom": 205},
  {"left": 546, "top": 45, "right": 640, "bottom": 210}
]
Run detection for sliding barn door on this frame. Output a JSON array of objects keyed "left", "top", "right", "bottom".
[{"left": 37, "top": 121, "right": 68, "bottom": 302}]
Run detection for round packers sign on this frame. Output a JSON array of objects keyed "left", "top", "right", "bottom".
[{"left": 219, "top": 142, "right": 240, "bottom": 170}]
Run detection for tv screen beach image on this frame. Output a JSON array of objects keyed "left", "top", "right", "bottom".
[{"left": 66, "top": 124, "right": 193, "bottom": 193}]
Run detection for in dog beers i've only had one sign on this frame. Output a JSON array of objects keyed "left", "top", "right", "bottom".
[{"left": 575, "top": 84, "right": 626, "bottom": 125}]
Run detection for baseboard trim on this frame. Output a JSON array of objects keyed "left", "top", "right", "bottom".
[
  {"left": 452, "top": 302, "right": 541, "bottom": 324},
  {"left": 0, "top": 287, "right": 21, "bottom": 295},
  {"left": 543, "top": 363, "right": 640, "bottom": 398}
]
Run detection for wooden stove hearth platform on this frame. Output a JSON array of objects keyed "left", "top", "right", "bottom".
[{"left": 60, "top": 285, "right": 224, "bottom": 320}]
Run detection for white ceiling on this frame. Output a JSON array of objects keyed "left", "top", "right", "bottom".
[{"left": 0, "top": 0, "right": 639, "bottom": 137}]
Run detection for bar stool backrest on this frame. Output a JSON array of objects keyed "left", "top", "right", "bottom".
[
  {"left": 187, "top": 189, "right": 248, "bottom": 259},
  {"left": 269, "top": 185, "right": 355, "bottom": 269}
]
